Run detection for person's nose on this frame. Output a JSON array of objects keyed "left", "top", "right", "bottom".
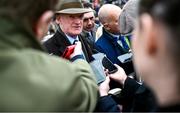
[
  {"left": 87, "top": 19, "right": 93, "bottom": 25},
  {"left": 74, "top": 17, "right": 82, "bottom": 24}
]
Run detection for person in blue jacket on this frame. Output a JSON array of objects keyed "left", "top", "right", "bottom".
[{"left": 95, "top": 4, "right": 133, "bottom": 76}]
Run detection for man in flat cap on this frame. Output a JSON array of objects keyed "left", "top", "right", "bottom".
[{"left": 43, "top": 0, "right": 94, "bottom": 63}]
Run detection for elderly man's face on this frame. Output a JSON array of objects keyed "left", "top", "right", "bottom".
[
  {"left": 107, "top": 11, "right": 121, "bottom": 34},
  {"left": 83, "top": 12, "right": 95, "bottom": 32},
  {"left": 57, "top": 13, "right": 84, "bottom": 37}
]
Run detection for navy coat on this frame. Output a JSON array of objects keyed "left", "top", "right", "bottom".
[{"left": 95, "top": 28, "right": 133, "bottom": 75}]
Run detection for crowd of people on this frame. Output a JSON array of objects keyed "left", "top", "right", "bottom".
[{"left": 0, "top": 0, "right": 180, "bottom": 112}]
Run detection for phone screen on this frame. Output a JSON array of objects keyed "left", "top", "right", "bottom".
[
  {"left": 118, "top": 52, "right": 132, "bottom": 63},
  {"left": 102, "top": 56, "right": 118, "bottom": 74}
]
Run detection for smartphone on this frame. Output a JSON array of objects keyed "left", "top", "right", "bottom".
[
  {"left": 118, "top": 52, "right": 132, "bottom": 63},
  {"left": 102, "top": 56, "right": 118, "bottom": 74},
  {"left": 62, "top": 45, "right": 76, "bottom": 59}
]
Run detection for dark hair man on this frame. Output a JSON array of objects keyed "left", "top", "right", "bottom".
[{"left": 81, "top": 8, "right": 98, "bottom": 52}]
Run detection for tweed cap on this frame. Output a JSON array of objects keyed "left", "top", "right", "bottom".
[
  {"left": 55, "top": 0, "right": 91, "bottom": 14},
  {"left": 119, "top": 0, "right": 140, "bottom": 35}
]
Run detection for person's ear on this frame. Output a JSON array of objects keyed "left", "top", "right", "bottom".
[
  {"left": 35, "top": 11, "right": 54, "bottom": 40},
  {"left": 103, "top": 23, "right": 110, "bottom": 31},
  {"left": 55, "top": 15, "right": 61, "bottom": 25},
  {"left": 141, "top": 14, "right": 158, "bottom": 57}
]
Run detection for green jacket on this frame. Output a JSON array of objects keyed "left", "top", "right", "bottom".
[{"left": 0, "top": 18, "right": 98, "bottom": 112}]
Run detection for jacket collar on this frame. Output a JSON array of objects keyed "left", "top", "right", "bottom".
[
  {"left": 65, "top": 34, "right": 79, "bottom": 44},
  {"left": 102, "top": 28, "right": 120, "bottom": 41}
]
